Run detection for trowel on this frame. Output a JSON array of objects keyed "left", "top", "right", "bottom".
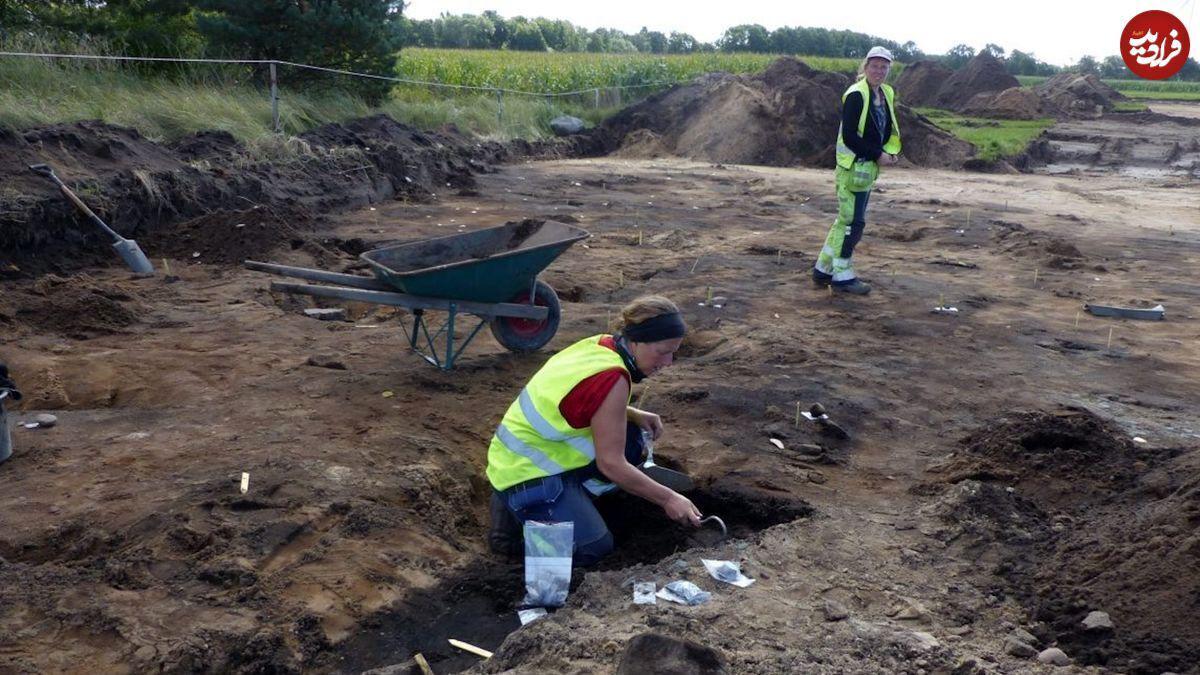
[
  {"left": 801, "top": 402, "right": 850, "bottom": 440},
  {"left": 640, "top": 431, "right": 695, "bottom": 492},
  {"left": 30, "top": 163, "right": 155, "bottom": 275}
]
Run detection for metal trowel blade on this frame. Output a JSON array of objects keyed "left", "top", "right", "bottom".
[{"left": 641, "top": 463, "right": 695, "bottom": 492}]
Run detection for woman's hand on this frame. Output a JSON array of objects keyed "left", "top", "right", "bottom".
[
  {"left": 627, "top": 406, "right": 664, "bottom": 441},
  {"left": 662, "top": 492, "right": 702, "bottom": 526}
]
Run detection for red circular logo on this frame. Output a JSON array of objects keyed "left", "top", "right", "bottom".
[{"left": 1121, "top": 10, "right": 1190, "bottom": 80}]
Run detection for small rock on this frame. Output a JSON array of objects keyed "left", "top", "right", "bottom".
[
  {"left": 946, "top": 625, "right": 973, "bottom": 636},
  {"left": 1082, "top": 610, "right": 1113, "bottom": 631},
  {"left": 891, "top": 598, "right": 930, "bottom": 622},
  {"left": 1009, "top": 627, "right": 1039, "bottom": 646},
  {"left": 1004, "top": 636, "right": 1038, "bottom": 658},
  {"left": 549, "top": 115, "right": 586, "bottom": 136},
  {"left": 306, "top": 355, "right": 347, "bottom": 370},
  {"left": 670, "top": 558, "right": 689, "bottom": 572},
  {"left": 807, "top": 470, "right": 827, "bottom": 484},
  {"left": 822, "top": 599, "right": 849, "bottom": 621},
  {"left": 303, "top": 308, "right": 346, "bottom": 321},
  {"left": 34, "top": 413, "right": 58, "bottom": 428},
  {"left": 1037, "top": 647, "right": 1071, "bottom": 666},
  {"left": 893, "top": 630, "right": 940, "bottom": 652}
]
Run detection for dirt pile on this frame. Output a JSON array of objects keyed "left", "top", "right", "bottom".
[
  {"left": 960, "top": 86, "right": 1050, "bottom": 120},
  {"left": 931, "top": 52, "right": 1020, "bottom": 110},
  {"left": 0, "top": 116, "right": 598, "bottom": 277},
  {"left": 893, "top": 59, "right": 954, "bottom": 107},
  {"left": 924, "top": 408, "right": 1200, "bottom": 673},
  {"left": 0, "top": 273, "right": 143, "bottom": 340},
  {"left": 1035, "top": 72, "right": 1128, "bottom": 117},
  {"left": 598, "top": 57, "right": 973, "bottom": 169}
]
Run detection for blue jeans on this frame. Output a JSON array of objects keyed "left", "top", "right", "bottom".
[{"left": 493, "top": 421, "right": 645, "bottom": 567}]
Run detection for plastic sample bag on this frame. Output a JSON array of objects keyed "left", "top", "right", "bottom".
[{"left": 522, "top": 520, "right": 574, "bottom": 607}]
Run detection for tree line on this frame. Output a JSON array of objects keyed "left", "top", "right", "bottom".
[{"left": 2, "top": 3, "right": 1196, "bottom": 84}]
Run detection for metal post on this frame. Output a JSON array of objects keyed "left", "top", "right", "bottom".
[
  {"left": 270, "top": 61, "right": 280, "bottom": 134},
  {"left": 495, "top": 89, "right": 503, "bottom": 129},
  {"left": 594, "top": 88, "right": 600, "bottom": 109}
]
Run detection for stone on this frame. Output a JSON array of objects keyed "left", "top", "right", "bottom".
[
  {"left": 1003, "top": 636, "right": 1037, "bottom": 658},
  {"left": 549, "top": 115, "right": 586, "bottom": 136},
  {"left": 1081, "top": 610, "right": 1113, "bottom": 631},
  {"left": 1009, "top": 628, "right": 1039, "bottom": 646},
  {"left": 822, "top": 599, "right": 849, "bottom": 621},
  {"left": 303, "top": 308, "right": 346, "bottom": 321},
  {"left": 34, "top": 413, "right": 58, "bottom": 428},
  {"left": 893, "top": 630, "right": 940, "bottom": 652},
  {"left": 891, "top": 598, "right": 930, "bottom": 622},
  {"left": 306, "top": 355, "right": 347, "bottom": 370},
  {"left": 616, "top": 632, "right": 728, "bottom": 675},
  {"left": 1037, "top": 647, "right": 1071, "bottom": 666}
]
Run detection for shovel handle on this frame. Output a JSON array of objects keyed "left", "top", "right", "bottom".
[{"left": 30, "top": 164, "right": 124, "bottom": 242}]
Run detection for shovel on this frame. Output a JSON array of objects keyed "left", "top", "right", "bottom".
[
  {"left": 640, "top": 431, "right": 695, "bottom": 492},
  {"left": 29, "top": 163, "right": 154, "bottom": 275}
]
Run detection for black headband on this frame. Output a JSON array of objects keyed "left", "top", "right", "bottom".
[{"left": 622, "top": 312, "right": 686, "bottom": 342}]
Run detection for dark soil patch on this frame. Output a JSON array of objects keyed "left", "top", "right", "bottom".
[
  {"left": 334, "top": 483, "right": 811, "bottom": 673},
  {"left": 0, "top": 116, "right": 599, "bottom": 277}
]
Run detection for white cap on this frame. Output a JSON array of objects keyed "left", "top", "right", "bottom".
[{"left": 866, "top": 46, "right": 894, "bottom": 62}]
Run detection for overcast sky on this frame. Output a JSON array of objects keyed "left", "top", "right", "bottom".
[{"left": 404, "top": 0, "right": 1198, "bottom": 66}]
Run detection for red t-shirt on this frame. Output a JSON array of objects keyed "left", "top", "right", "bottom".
[{"left": 558, "top": 335, "right": 629, "bottom": 428}]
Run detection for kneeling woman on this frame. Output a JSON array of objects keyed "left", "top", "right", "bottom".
[{"left": 486, "top": 295, "right": 702, "bottom": 566}]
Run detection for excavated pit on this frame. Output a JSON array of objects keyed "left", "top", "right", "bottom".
[{"left": 333, "top": 484, "right": 812, "bottom": 673}]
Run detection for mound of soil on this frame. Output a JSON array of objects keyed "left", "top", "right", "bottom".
[
  {"left": 598, "top": 57, "right": 973, "bottom": 169},
  {"left": 0, "top": 274, "right": 142, "bottom": 339},
  {"left": 139, "top": 204, "right": 313, "bottom": 265},
  {"left": 944, "top": 407, "right": 1139, "bottom": 509},
  {"left": 893, "top": 60, "right": 953, "bottom": 107},
  {"left": 925, "top": 408, "right": 1200, "bottom": 672},
  {"left": 1035, "top": 73, "right": 1127, "bottom": 116},
  {"left": 932, "top": 51, "right": 1020, "bottom": 111},
  {"left": 0, "top": 116, "right": 599, "bottom": 277},
  {"left": 960, "top": 86, "right": 1053, "bottom": 120}
]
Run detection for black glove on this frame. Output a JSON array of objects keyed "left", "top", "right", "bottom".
[{"left": 0, "top": 362, "right": 20, "bottom": 400}]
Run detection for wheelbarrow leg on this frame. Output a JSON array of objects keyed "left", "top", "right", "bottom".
[{"left": 444, "top": 303, "right": 456, "bottom": 370}]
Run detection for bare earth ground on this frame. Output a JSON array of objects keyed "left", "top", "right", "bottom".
[{"left": 2, "top": 109, "right": 1199, "bottom": 674}]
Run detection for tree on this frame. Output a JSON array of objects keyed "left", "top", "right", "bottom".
[
  {"left": 196, "top": 0, "right": 404, "bottom": 103},
  {"left": 667, "top": 31, "right": 697, "bottom": 54},
  {"left": 1073, "top": 55, "right": 1099, "bottom": 75},
  {"left": 718, "top": 24, "right": 770, "bottom": 52},
  {"left": 943, "top": 43, "right": 976, "bottom": 69},
  {"left": 507, "top": 21, "right": 546, "bottom": 51},
  {"left": 1099, "top": 55, "right": 1130, "bottom": 79},
  {"left": 982, "top": 43, "right": 1005, "bottom": 59}
]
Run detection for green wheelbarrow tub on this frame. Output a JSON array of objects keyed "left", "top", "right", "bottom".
[{"left": 360, "top": 219, "right": 589, "bottom": 304}]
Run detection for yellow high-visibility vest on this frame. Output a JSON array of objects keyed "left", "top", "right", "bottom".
[
  {"left": 486, "top": 335, "right": 629, "bottom": 490},
  {"left": 835, "top": 79, "right": 901, "bottom": 169}
]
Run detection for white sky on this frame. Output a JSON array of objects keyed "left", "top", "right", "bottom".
[{"left": 404, "top": 0, "right": 1198, "bottom": 66}]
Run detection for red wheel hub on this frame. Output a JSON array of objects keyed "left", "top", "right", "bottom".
[{"left": 505, "top": 290, "right": 549, "bottom": 338}]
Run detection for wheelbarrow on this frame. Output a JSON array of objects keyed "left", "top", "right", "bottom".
[{"left": 246, "top": 219, "right": 589, "bottom": 370}]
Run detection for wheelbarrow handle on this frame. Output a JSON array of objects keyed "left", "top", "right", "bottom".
[{"left": 29, "top": 163, "right": 124, "bottom": 243}]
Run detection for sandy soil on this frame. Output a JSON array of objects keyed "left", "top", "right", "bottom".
[{"left": 2, "top": 110, "right": 1199, "bottom": 674}]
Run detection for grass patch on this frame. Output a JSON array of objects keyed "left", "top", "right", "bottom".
[
  {"left": 1111, "top": 100, "right": 1149, "bottom": 112},
  {"left": 917, "top": 107, "right": 1054, "bottom": 161},
  {"left": 1016, "top": 74, "right": 1200, "bottom": 100}
]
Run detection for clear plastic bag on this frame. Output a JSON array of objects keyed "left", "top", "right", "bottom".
[
  {"left": 659, "top": 580, "right": 711, "bottom": 606},
  {"left": 522, "top": 520, "right": 574, "bottom": 607}
]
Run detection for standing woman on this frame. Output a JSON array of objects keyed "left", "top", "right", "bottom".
[
  {"left": 485, "top": 295, "right": 702, "bottom": 567},
  {"left": 813, "top": 45, "right": 902, "bottom": 295}
]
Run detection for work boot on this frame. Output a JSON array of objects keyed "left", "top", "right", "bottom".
[
  {"left": 487, "top": 491, "right": 522, "bottom": 558},
  {"left": 834, "top": 279, "right": 871, "bottom": 295},
  {"left": 812, "top": 269, "right": 832, "bottom": 288}
]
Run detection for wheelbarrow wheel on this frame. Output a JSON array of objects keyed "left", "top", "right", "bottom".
[{"left": 490, "top": 280, "right": 560, "bottom": 353}]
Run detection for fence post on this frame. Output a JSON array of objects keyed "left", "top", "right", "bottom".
[
  {"left": 270, "top": 61, "right": 280, "bottom": 134},
  {"left": 594, "top": 88, "right": 600, "bottom": 109},
  {"left": 495, "top": 88, "right": 504, "bottom": 129}
]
